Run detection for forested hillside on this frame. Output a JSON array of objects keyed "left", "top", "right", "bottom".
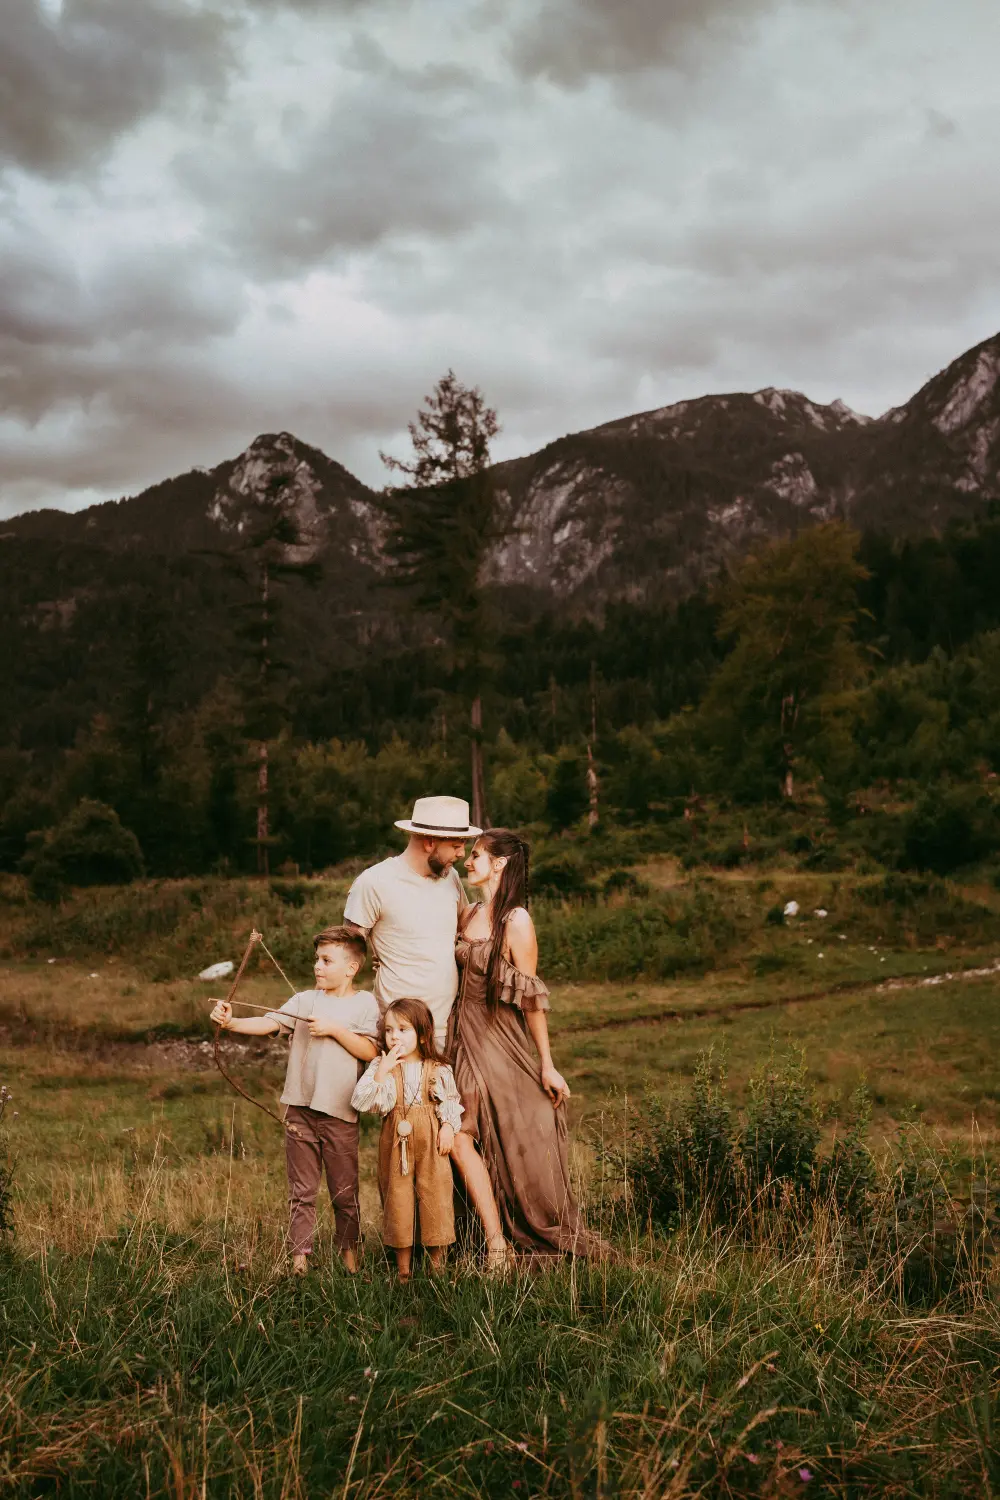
[{"left": 2, "top": 333, "right": 1000, "bottom": 885}]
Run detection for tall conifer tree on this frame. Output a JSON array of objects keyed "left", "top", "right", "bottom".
[{"left": 379, "top": 371, "right": 502, "bottom": 828}]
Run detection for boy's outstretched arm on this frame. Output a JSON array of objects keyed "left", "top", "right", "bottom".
[{"left": 210, "top": 1000, "right": 281, "bottom": 1036}]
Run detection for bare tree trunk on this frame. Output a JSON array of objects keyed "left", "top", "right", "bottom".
[
  {"left": 587, "top": 744, "right": 600, "bottom": 829},
  {"left": 587, "top": 661, "right": 599, "bottom": 828},
  {"left": 257, "top": 560, "right": 270, "bottom": 874},
  {"left": 780, "top": 691, "right": 798, "bottom": 800},
  {"left": 257, "top": 740, "right": 269, "bottom": 875},
  {"left": 470, "top": 694, "right": 488, "bottom": 830}
]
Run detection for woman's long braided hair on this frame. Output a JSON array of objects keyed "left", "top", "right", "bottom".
[{"left": 479, "top": 827, "right": 531, "bottom": 1017}]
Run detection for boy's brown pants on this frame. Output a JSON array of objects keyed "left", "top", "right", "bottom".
[{"left": 284, "top": 1106, "right": 360, "bottom": 1255}]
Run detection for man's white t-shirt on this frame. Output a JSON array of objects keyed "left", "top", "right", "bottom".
[{"left": 344, "top": 855, "right": 465, "bottom": 1046}]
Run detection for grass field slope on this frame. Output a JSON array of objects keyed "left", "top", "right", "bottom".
[{"left": 2, "top": 855, "right": 1000, "bottom": 1495}]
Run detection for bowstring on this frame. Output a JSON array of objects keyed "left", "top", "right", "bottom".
[
  {"left": 212, "top": 927, "right": 304, "bottom": 1135},
  {"left": 257, "top": 934, "right": 297, "bottom": 996}
]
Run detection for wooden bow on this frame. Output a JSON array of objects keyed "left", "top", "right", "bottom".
[{"left": 212, "top": 928, "right": 300, "bottom": 1134}]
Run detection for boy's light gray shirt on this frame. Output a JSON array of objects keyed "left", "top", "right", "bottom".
[
  {"left": 344, "top": 855, "right": 466, "bottom": 1045},
  {"left": 265, "top": 988, "right": 379, "bottom": 1122}
]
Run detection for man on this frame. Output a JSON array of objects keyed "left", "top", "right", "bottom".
[{"left": 343, "top": 795, "right": 480, "bottom": 1049}]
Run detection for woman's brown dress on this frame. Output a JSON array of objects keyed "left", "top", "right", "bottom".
[{"left": 450, "top": 920, "right": 597, "bottom": 1259}]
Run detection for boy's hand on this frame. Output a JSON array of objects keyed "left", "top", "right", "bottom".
[
  {"left": 437, "top": 1123, "right": 455, "bottom": 1156},
  {"left": 210, "top": 1000, "right": 232, "bottom": 1029},
  {"left": 307, "top": 1018, "right": 334, "bottom": 1039}
]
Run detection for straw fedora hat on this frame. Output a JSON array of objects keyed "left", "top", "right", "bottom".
[{"left": 394, "top": 795, "right": 482, "bottom": 838}]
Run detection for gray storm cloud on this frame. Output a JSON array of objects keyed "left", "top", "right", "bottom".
[
  {"left": 0, "top": 0, "right": 998, "bottom": 517},
  {"left": 505, "top": 0, "right": 786, "bottom": 83},
  {"left": 1, "top": 0, "right": 231, "bottom": 175}
]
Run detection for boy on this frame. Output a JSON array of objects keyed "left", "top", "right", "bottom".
[{"left": 210, "top": 925, "right": 378, "bottom": 1274}]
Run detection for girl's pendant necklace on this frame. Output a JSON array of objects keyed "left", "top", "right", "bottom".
[{"left": 395, "top": 1060, "right": 424, "bottom": 1176}]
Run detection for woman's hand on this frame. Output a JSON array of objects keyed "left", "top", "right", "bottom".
[
  {"left": 540, "top": 1065, "right": 570, "bottom": 1108},
  {"left": 210, "top": 1000, "right": 232, "bottom": 1029},
  {"left": 437, "top": 1123, "right": 455, "bottom": 1156}
]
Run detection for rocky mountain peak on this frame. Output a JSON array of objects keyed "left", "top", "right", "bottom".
[{"left": 206, "top": 431, "right": 378, "bottom": 564}]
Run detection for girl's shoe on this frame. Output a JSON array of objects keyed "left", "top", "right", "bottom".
[{"left": 292, "top": 1253, "right": 309, "bottom": 1276}]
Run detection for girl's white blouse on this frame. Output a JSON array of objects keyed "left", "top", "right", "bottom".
[{"left": 351, "top": 1059, "right": 463, "bottom": 1132}]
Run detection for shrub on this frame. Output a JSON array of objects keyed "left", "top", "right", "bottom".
[
  {"left": 20, "top": 800, "right": 144, "bottom": 902},
  {"left": 742, "top": 1051, "right": 821, "bottom": 1196},
  {"left": 269, "top": 878, "right": 310, "bottom": 908},
  {"left": 619, "top": 1053, "right": 738, "bottom": 1229},
  {"left": 532, "top": 854, "right": 593, "bottom": 899},
  {"left": 609, "top": 1049, "right": 872, "bottom": 1233},
  {"left": 602, "top": 868, "right": 650, "bottom": 898},
  {"left": 0, "top": 1083, "right": 15, "bottom": 1241},
  {"left": 546, "top": 753, "right": 589, "bottom": 830},
  {"left": 900, "top": 786, "right": 1000, "bottom": 874},
  {"left": 852, "top": 871, "right": 1000, "bottom": 945}
]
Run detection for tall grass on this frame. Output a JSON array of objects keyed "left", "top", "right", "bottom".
[
  {"left": 3, "top": 1059, "right": 1000, "bottom": 1496},
  {"left": 2, "top": 1203, "right": 998, "bottom": 1495}
]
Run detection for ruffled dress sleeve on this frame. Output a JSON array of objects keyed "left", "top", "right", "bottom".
[
  {"left": 350, "top": 1058, "right": 397, "bottom": 1116},
  {"left": 497, "top": 956, "right": 551, "bottom": 1013},
  {"left": 430, "top": 1065, "right": 464, "bottom": 1132}
]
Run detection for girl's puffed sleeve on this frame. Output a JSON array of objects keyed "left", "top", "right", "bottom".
[
  {"left": 431, "top": 1066, "right": 464, "bottom": 1132},
  {"left": 350, "top": 1058, "right": 396, "bottom": 1115}
]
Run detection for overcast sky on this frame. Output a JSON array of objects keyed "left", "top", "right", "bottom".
[{"left": 2, "top": 0, "right": 1000, "bottom": 518}]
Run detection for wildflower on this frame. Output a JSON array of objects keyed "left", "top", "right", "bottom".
[
  {"left": 484, "top": 1442, "right": 494, "bottom": 1454},
  {"left": 747, "top": 1453, "right": 759, "bottom": 1464},
  {"left": 799, "top": 1468, "right": 813, "bottom": 1482},
  {"left": 814, "top": 1322, "right": 824, "bottom": 1333},
  {"left": 515, "top": 1442, "right": 528, "bottom": 1453}
]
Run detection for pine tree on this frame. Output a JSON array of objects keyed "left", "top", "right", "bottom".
[
  {"left": 222, "top": 471, "right": 321, "bottom": 873},
  {"left": 378, "top": 371, "right": 503, "bottom": 828}
]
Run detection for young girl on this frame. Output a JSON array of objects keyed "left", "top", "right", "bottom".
[{"left": 351, "top": 998, "right": 463, "bottom": 1280}]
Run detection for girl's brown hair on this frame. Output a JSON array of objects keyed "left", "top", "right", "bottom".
[
  {"left": 383, "top": 998, "right": 446, "bottom": 1064},
  {"left": 475, "top": 827, "right": 530, "bottom": 1018}
]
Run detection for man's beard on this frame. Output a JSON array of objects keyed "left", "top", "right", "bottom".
[{"left": 427, "top": 851, "right": 451, "bottom": 878}]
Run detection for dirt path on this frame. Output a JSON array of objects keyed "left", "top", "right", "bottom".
[
  {"left": 5, "top": 960, "right": 999, "bottom": 1059},
  {"left": 557, "top": 959, "right": 1000, "bottom": 1035}
]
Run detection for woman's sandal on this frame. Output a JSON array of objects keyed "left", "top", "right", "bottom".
[{"left": 486, "top": 1235, "right": 514, "bottom": 1274}]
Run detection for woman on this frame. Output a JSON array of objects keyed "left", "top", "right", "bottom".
[{"left": 447, "top": 827, "right": 598, "bottom": 1266}]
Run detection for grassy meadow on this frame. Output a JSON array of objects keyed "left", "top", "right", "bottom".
[{"left": 2, "top": 855, "right": 1000, "bottom": 1494}]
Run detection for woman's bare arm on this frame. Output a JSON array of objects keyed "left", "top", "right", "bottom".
[{"left": 505, "top": 909, "right": 569, "bottom": 1106}]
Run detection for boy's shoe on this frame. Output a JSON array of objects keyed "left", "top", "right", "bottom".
[{"left": 292, "top": 1253, "right": 309, "bottom": 1276}]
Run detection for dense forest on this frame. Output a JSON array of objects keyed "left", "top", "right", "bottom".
[{"left": 3, "top": 499, "right": 1000, "bottom": 892}]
